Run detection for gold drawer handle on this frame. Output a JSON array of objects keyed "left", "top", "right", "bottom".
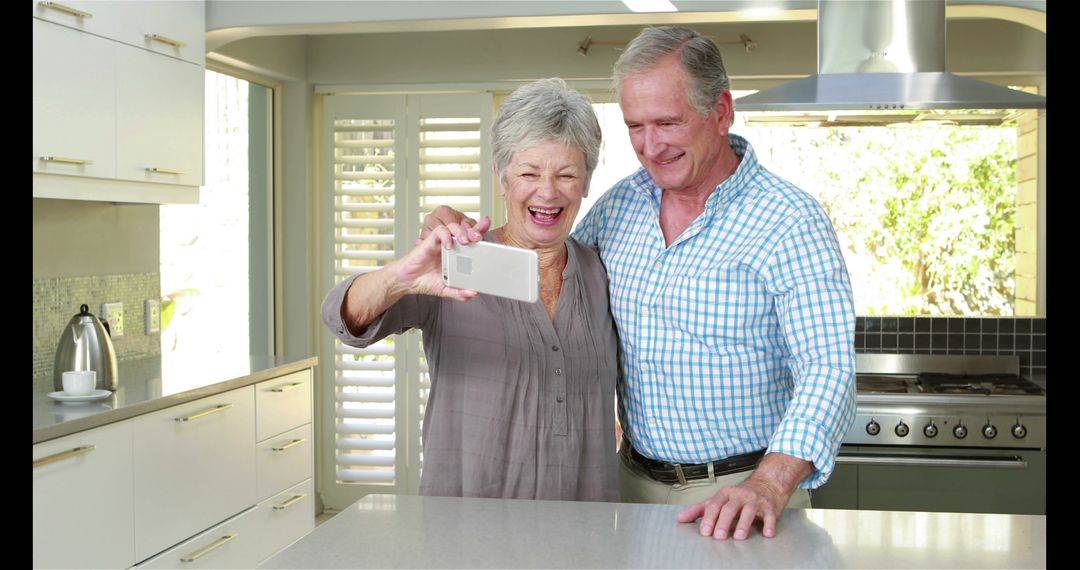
[
  {"left": 272, "top": 438, "right": 306, "bottom": 452},
  {"left": 38, "top": 1, "right": 93, "bottom": 18},
  {"left": 273, "top": 493, "right": 307, "bottom": 511},
  {"left": 175, "top": 403, "right": 233, "bottom": 422},
  {"left": 270, "top": 382, "right": 304, "bottom": 393},
  {"left": 179, "top": 533, "right": 238, "bottom": 563},
  {"left": 146, "top": 167, "right": 184, "bottom": 175},
  {"left": 40, "top": 156, "right": 93, "bottom": 165},
  {"left": 145, "top": 34, "right": 187, "bottom": 48},
  {"left": 33, "top": 445, "right": 96, "bottom": 469}
]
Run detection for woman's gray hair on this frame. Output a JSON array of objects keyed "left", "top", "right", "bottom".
[
  {"left": 491, "top": 78, "right": 601, "bottom": 186},
  {"left": 613, "top": 26, "right": 730, "bottom": 117}
]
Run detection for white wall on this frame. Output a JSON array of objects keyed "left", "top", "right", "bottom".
[{"left": 33, "top": 199, "right": 159, "bottom": 278}]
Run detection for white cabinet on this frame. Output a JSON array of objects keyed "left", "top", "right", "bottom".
[
  {"left": 32, "top": 1, "right": 204, "bottom": 65},
  {"left": 32, "top": 420, "right": 135, "bottom": 569},
  {"left": 116, "top": 46, "right": 204, "bottom": 187},
  {"left": 32, "top": 365, "right": 316, "bottom": 569},
  {"left": 32, "top": 18, "right": 116, "bottom": 180},
  {"left": 111, "top": 1, "right": 205, "bottom": 65},
  {"left": 257, "top": 424, "right": 314, "bottom": 503},
  {"left": 254, "top": 369, "right": 316, "bottom": 562},
  {"left": 32, "top": 1, "right": 203, "bottom": 204},
  {"left": 31, "top": 0, "right": 123, "bottom": 39},
  {"left": 135, "top": 507, "right": 261, "bottom": 569},
  {"left": 255, "top": 479, "right": 317, "bottom": 563},
  {"left": 256, "top": 369, "right": 314, "bottom": 442},
  {"left": 132, "top": 387, "right": 257, "bottom": 562}
]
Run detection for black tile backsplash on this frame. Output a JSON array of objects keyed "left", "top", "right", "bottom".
[
  {"left": 931, "top": 318, "right": 948, "bottom": 333},
  {"left": 855, "top": 317, "right": 1047, "bottom": 381}
]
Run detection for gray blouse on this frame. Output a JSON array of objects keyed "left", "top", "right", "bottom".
[{"left": 322, "top": 235, "right": 619, "bottom": 502}]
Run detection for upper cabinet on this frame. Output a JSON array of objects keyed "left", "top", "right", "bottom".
[{"left": 32, "top": 1, "right": 205, "bottom": 204}]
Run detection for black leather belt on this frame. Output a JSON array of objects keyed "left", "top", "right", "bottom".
[{"left": 625, "top": 441, "right": 766, "bottom": 485}]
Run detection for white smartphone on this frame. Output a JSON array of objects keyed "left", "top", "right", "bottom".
[{"left": 442, "top": 240, "right": 540, "bottom": 303}]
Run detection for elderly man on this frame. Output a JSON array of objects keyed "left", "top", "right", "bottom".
[{"left": 426, "top": 26, "right": 856, "bottom": 541}]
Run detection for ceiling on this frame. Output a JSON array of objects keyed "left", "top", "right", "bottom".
[{"left": 204, "top": 0, "right": 1046, "bottom": 52}]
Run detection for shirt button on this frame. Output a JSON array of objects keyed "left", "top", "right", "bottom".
[
  {"left": 555, "top": 368, "right": 563, "bottom": 375},
  {"left": 552, "top": 345, "right": 559, "bottom": 352},
  {"left": 642, "top": 363, "right": 650, "bottom": 371},
  {"left": 654, "top": 261, "right": 662, "bottom": 269},
  {"left": 647, "top": 417, "right": 657, "bottom": 426},
  {"left": 642, "top": 307, "right": 650, "bottom": 316},
  {"left": 556, "top": 395, "right": 565, "bottom": 403}
]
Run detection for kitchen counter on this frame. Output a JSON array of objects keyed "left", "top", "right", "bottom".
[
  {"left": 32, "top": 354, "right": 317, "bottom": 444},
  {"left": 261, "top": 495, "right": 1045, "bottom": 569}
]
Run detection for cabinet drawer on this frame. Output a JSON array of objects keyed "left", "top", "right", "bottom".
[
  {"left": 256, "top": 369, "right": 313, "bottom": 441},
  {"left": 255, "top": 479, "right": 316, "bottom": 564},
  {"left": 33, "top": 420, "right": 135, "bottom": 569},
  {"left": 257, "top": 423, "right": 314, "bottom": 502},
  {"left": 132, "top": 387, "right": 256, "bottom": 562},
  {"left": 135, "top": 506, "right": 260, "bottom": 569}
]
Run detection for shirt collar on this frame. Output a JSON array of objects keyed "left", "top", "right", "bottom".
[{"left": 629, "top": 133, "right": 761, "bottom": 210}]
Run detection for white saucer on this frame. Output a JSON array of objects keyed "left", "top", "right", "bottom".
[{"left": 47, "top": 389, "right": 112, "bottom": 404}]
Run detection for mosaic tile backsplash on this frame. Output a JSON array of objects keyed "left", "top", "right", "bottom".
[
  {"left": 33, "top": 273, "right": 161, "bottom": 395},
  {"left": 856, "top": 317, "right": 1047, "bottom": 380}
]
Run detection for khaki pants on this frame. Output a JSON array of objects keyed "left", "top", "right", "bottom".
[{"left": 617, "top": 440, "right": 812, "bottom": 508}]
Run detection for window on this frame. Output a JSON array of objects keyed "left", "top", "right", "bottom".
[
  {"left": 321, "top": 92, "right": 493, "bottom": 508},
  {"left": 584, "top": 92, "right": 1042, "bottom": 317},
  {"left": 159, "top": 69, "right": 275, "bottom": 393}
]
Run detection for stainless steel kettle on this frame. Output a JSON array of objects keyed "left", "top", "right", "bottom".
[{"left": 52, "top": 304, "right": 119, "bottom": 392}]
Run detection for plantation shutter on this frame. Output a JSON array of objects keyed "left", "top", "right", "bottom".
[{"left": 322, "top": 93, "right": 492, "bottom": 507}]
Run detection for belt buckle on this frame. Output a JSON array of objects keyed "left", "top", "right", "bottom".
[{"left": 672, "top": 463, "right": 687, "bottom": 485}]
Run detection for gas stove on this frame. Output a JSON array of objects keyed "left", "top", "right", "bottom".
[{"left": 845, "top": 354, "right": 1046, "bottom": 449}]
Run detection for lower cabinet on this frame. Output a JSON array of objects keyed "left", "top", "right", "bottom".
[
  {"left": 133, "top": 386, "right": 257, "bottom": 561},
  {"left": 31, "top": 365, "right": 317, "bottom": 569},
  {"left": 33, "top": 420, "right": 136, "bottom": 569},
  {"left": 135, "top": 507, "right": 261, "bottom": 569},
  {"left": 255, "top": 479, "right": 317, "bottom": 563}
]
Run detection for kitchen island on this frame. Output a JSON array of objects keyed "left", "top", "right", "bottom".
[{"left": 261, "top": 494, "right": 1045, "bottom": 569}]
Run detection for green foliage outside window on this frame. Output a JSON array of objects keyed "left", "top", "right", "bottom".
[{"left": 746, "top": 124, "right": 1017, "bottom": 316}]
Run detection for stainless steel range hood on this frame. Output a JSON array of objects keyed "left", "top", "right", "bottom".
[{"left": 735, "top": 0, "right": 1046, "bottom": 111}]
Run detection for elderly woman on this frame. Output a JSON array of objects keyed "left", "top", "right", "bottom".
[{"left": 321, "top": 78, "right": 617, "bottom": 501}]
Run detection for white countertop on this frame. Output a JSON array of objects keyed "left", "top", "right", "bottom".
[
  {"left": 33, "top": 355, "right": 317, "bottom": 444},
  {"left": 261, "top": 495, "right": 1046, "bottom": 569}
]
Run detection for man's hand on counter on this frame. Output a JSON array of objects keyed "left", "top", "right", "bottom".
[{"left": 676, "top": 452, "right": 813, "bottom": 540}]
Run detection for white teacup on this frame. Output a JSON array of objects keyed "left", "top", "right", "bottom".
[{"left": 62, "top": 370, "right": 97, "bottom": 396}]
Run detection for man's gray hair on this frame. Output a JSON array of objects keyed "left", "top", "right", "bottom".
[
  {"left": 491, "top": 78, "right": 601, "bottom": 186},
  {"left": 613, "top": 26, "right": 730, "bottom": 117}
]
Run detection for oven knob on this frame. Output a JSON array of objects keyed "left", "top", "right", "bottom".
[
  {"left": 923, "top": 422, "right": 938, "bottom": 438},
  {"left": 866, "top": 420, "right": 880, "bottom": 436},
  {"left": 982, "top": 423, "right": 998, "bottom": 439},
  {"left": 894, "top": 421, "right": 909, "bottom": 437},
  {"left": 1012, "top": 423, "right": 1027, "bottom": 439},
  {"left": 953, "top": 424, "right": 968, "bottom": 439}
]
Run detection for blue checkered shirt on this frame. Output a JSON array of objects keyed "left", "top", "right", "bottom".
[{"left": 573, "top": 134, "right": 856, "bottom": 488}]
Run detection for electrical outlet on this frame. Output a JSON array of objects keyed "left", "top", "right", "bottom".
[
  {"left": 145, "top": 299, "right": 161, "bottom": 334},
  {"left": 100, "top": 302, "right": 124, "bottom": 338}
]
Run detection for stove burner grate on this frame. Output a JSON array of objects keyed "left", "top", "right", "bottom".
[
  {"left": 856, "top": 375, "right": 912, "bottom": 394},
  {"left": 916, "top": 373, "right": 1044, "bottom": 396}
]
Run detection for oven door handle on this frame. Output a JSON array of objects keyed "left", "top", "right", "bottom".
[{"left": 835, "top": 454, "right": 1028, "bottom": 469}]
